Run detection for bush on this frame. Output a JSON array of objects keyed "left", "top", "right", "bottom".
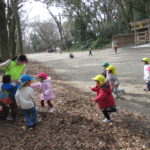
[{"left": 91, "top": 37, "right": 111, "bottom": 49}]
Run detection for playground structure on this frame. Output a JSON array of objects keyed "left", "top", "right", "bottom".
[
  {"left": 130, "top": 19, "right": 150, "bottom": 44},
  {"left": 112, "top": 19, "right": 150, "bottom": 47}
]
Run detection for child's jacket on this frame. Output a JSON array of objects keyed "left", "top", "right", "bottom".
[
  {"left": 144, "top": 65, "right": 150, "bottom": 82},
  {"left": 15, "top": 87, "right": 35, "bottom": 109},
  {"left": 91, "top": 83, "right": 115, "bottom": 109},
  {"left": 31, "top": 77, "right": 55, "bottom": 100},
  {"left": 1, "top": 83, "right": 18, "bottom": 101}
]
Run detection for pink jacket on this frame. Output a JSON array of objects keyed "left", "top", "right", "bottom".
[{"left": 31, "top": 77, "right": 55, "bottom": 101}]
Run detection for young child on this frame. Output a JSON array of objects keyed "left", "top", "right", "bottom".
[
  {"left": 113, "top": 44, "right": 118, "bottom": 54},
  {"left": 15, "top": 74, "right": 38, "bottom": 130},
  {"left": 91, "top": 74, "right": 118, "bottom": 123},
  {"left": 101, "top": 62, "right": 109, "bottom": 77},
  {"left": 1, "top": 75, "right": 18, "bottom": 121},
  {"left": 141, "top": 57, "right": 150, "bottom": 90},
  {"left": 31, "top": 72, "right": 56, "bottom": 113},
  {"left": 101, "top": 62, "right": 117, "bottom": 78},
  {"left": 106, "top": 65, "right": 124, "bottom": 98}
]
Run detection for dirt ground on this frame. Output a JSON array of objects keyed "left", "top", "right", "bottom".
[
  {"left": 0, "top": 62, "right": 150, "bottom": 150},
  {"left": 28, "top": 47, "right": 150, "bottom": 119}
]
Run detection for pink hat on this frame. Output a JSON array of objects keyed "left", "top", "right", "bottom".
[{"left": 36, "top": 72, "right": 48, "bottom": 79}]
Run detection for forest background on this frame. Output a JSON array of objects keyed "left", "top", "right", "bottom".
[{"left": 0, "top": 0, "right": 150, "bottom": 60}]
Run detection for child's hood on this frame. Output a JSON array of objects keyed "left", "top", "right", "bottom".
[
  {"left": 1, "top": 83, "right": 14, "bottom": 90},
  {"left": 43, "top": 77, "right": 51, "bottom": 82}
]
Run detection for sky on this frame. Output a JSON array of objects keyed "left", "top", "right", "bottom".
[{"left": 23, "top": 0, "right": 62, "bottom": 22}]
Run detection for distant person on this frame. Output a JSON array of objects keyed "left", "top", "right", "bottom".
[
  {"left": 15, "top": 74, "right": 38, "bottom": 131},
  {"left": 0, "top": 55, "right": 28, "bottom": 83},
  {"left": 31, "top": 72, "right": 56, "bottom": 113},
  {"left": 141, "top": 58, "right": 150, "bottom": 91},
  {"left": 69, "top": 53, "right": 74, "bottom": 59},
  {"left": 106, "top": 65, "right": 125, "bottom": 98},
  {"left": 113, "top": 44, "right": 118, "bottom": 54},
  {"left": 89, "top": 49, "right": 93, "bottom": 56},
  {"left": 90, "top": 74, "right": 118, "bottom": 123}
]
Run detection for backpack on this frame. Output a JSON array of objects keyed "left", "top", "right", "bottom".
[{"left": 0, "top": 90, "right": 13, "bottom": 105}]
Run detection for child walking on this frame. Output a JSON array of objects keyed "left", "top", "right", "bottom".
[
  {"left": 31, "top": 72, "right": 56, "bottom": 113},
  {"left": 91, "top": 74, "right": 118, "bottom": 123},
  {"left": 141, "top": 57, "right": 150, "bottom": 91},
  {"left": 106, "top": 65, "right": 124, "bottom": 98},
  {"left": 15, "top": 74, "right": 38, "bottom": 130}
]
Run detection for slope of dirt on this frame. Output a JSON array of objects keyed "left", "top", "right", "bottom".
[{"left": 0, "top": 62, "right": 150, "bottom": 150}]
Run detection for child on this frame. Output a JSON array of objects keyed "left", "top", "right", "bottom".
[
  {"left": 91, "top": 74, "right": 118, "bottom": 123},
  {"left": 101, "top": 62, "right": 109, "bottom": 77},
  {"left": 31, "top": 72, "right": 56, "bottom": 113},
  {"left": 101, "top": 62, "right": 117, "bottom": 78},
  {"left": 141, "top": 58, "right": 150, "bottom": 90},
  {"left": 89, "top": 49, "right": 93, "bottom": 56},
  {"left": 15, "top": 74, "right": 38, "bottom": 130},
  {"left": 106, "top": 65, "right": 124, "bottom": 98},
  {"left": 113, "top": 44, "right": 118, "bottom": 54},
  {"left": 1, "top": 75, "right": 18, "bottom": 121}
]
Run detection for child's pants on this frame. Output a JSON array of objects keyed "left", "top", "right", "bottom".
[
  {"left": 147, "top": 81, "right": 150, "bottom": 90},
  {"left": 112, "top": 87, "right": 119, "bottom": 97},
  {"left": 22, "top": 106, "right": 38, "bottom": 127},
  {"left": 102, "top": 106, "right": 117, "bottom": 120},
  {"left": 41, "top": 100, "right": 53, "bottom": 108}
]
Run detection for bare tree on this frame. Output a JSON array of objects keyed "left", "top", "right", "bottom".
[
  {"left": 0, "top": 0, "right": 10, "bottom": 61},
  {"left": 11, "top": 0, "right": 24, "bottom": 54}
]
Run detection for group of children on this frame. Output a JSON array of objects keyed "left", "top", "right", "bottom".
[
  {"left": 90, "top": 62, "right": 124, "bottom": 123},
  {"left": 91, "top": 57, "right": 150, "bottom": 123},
  {"left": 0, "top": 55, "right": 56, "bottom": 130},
  {"left": 0, "top": 54, "right": 149, "bottom": 130}
]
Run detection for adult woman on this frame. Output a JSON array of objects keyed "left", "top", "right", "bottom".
[{"left": 0, "top": 55, "right": 28, "bottom": 82}]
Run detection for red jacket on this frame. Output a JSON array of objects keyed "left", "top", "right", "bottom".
[{"left": 91, "top": 83, "right": 115, "bottom": 109}]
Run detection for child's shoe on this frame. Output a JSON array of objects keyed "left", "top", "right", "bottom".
[
  {"left": 27, "top": 126, "right": 34, "bottom": 131},
  {"left": 102, "top": 118, "right": 111, "bottom": 123},
  {"left": 6, "top": 115, "right": 13, "bottom": 121},
  {"left": 48, "top": 107, "right": 56, "bottom": 113},
  {"left": 120, "top": 89, "right": 125, "bottom": 94}
]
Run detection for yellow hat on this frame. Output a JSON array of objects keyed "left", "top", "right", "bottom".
[
  {"left": 142, "top": 57, "right": 149, "bottom": 63},
  {"left": 92, "top": 74, "right": 105, "bottom": 84},
  {"left": 107, "top": 65, "right": 117, "bottom": 75}
]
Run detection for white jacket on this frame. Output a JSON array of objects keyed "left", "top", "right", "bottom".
[
  {"left": 144, "top": 65, "right": 150, "bottom": 82},
  {"left": 15, "top": 87, "right": 35, "bottom": 109}
]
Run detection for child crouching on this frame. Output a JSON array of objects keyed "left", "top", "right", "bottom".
[
  {"left": 15, "top": 74, "right": 38, "bottom": 130},
  {"left": 91, "top": 74, "right": 118, "bottom": 123}
]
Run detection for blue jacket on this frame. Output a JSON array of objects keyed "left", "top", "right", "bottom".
[{"left": 1, "top": 83, "right": 18, "bottom": 101}]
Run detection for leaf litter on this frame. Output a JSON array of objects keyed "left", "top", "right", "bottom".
[{"left": 0, "top": 61, "right": 150, "bottom": 150}]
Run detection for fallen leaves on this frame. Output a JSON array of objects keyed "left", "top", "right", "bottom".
[{"left": 0, "top": 61, "right": 150, "bottom": 150}]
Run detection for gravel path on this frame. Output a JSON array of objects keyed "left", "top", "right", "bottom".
[{"left": 28, "top": 47, "right": 150, "bottom": 119}]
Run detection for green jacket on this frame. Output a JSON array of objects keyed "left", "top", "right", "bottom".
[{"left": 5, "top": 61, "right": 26, "bottom": 81}]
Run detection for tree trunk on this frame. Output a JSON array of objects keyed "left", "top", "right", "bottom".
[
  {"left": 11, "top": 0, "right": 23, "bottom": 55},
  {"left": 47, "top": 7, "right": 66, "bottom": 51},
  {"left": 7, "top": 2, "right": 16, "bottom": 58},
  {"left": 0, "top": 0, "right": 10, "bottom": 61}
]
